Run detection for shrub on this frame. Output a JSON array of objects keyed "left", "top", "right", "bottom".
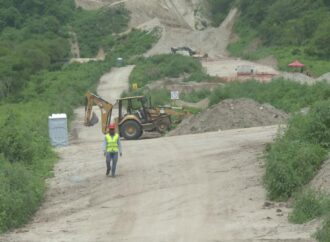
[
  {"left": 289, "top": 190, "right": 330, "bottom": 224},
  {"left": 316, "top": 216, "right": 330, "bottom": 242},
  {"left": 264, "top": 100, "right": 330, "bottom": 201},
  {"left": 0, "top": 113, "right": 34, "bottom": 164},
  {"left": 265, "top": 139, "right": 327, "bottom": 200},
  {"left": 108, "top": 28, "right": 160, "bottom": 60},
  {"left": 181, "top": 89, "right": 211, "bottom": 103},
  {"left": 73, "top": 6, "right": 129, "bottom": 57},
  {"left": 0, "top": 159, "right": 44, "bottom": 232},
  {"left": 129, "top": 54, "right": 210, "bottom": 88},
  {"left": 305, "top": 101, "right": 330, "bottom": 148},
  {"left": 207, "top": 0, "right": 233, "bottom": 27}
]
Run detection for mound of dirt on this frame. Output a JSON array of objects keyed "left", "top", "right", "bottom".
[{"left": 169, "top": 98, "right": 288, "bottom": 136}]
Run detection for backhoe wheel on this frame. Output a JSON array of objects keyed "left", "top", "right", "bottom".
[
  {"left": 120, "top": 120, "right": 142, "bottom": 140},
  {"left": 155, "top": 117, "right": 171, "bottom": 134}
]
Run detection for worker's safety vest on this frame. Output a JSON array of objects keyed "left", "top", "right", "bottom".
[{"left": 105, "top": 133, "right": 119, "bottom": 152}]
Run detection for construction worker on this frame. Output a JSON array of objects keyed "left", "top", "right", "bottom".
[{"left": 103, "top": 123, "right": 122, "bottom": 177}]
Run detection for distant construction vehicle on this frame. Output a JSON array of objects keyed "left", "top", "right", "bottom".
[
  {"left": 171, "top": 46, "right": 208, "bottom": 58},
  {"left": 84, "top": 92, "right": 178, "bottom": 140}
]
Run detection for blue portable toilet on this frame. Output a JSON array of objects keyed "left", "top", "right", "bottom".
[
  {"left": 48, "top": 113, "right": 68, "bottom": 147},
  {"left": 116, "top": 57, "right": 123, "bottom": 67}
]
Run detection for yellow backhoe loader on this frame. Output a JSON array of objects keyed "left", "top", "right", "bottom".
[{"left": 84, "top": 92, "right": 173, "bottom": 140}]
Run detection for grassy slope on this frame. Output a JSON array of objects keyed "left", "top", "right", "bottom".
[
  {"left": 228, "top": 23, "right": 330, "bottom": 77},
  {"left": 226, "top": 1, "right": 330, "bottom": 77}
]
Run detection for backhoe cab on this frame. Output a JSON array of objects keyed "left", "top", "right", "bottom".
[
  {"left": 117, "top": 96, "right": 171, "bottom": 140},
  {"left": 84, "top": 92, "right": 171, "bottom": 140}
]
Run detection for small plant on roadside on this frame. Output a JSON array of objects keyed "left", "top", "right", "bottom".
[
  {"left": 264, "top": 100, "right": 330, "bottom": 201},
  {"left": 289, "top": 190, "right": 330, "bottom": 224},
  {"left": 264, "top": 139, "right": 327, "bottom": 200},
  {"left": 316, "top": 216, "right": 330, "bottom": 242}
]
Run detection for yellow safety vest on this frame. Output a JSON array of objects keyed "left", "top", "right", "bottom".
[{"left": 105, "top": 133, "right": 119, "bottom": 152}]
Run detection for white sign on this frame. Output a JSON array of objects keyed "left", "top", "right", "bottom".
[{"left": 171, "top": 91, "right": 180, "bottom": 100}]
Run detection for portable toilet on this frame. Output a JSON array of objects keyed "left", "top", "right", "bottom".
[
  {"left": 48, "top": 113, "right": 68, "bottom": 147},
  {"left": 116, "top": 57, "right": 123, "bottom": 67}
]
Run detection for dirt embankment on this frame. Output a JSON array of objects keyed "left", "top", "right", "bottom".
[{"left": 169, "top": 98, "right": 288, "bottom": 136}]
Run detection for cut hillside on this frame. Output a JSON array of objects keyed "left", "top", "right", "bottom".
[{"left": 169, "top": 98, "right": 288, "bottom": 136}]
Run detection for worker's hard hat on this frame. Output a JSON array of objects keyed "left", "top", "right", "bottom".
[{"left": 108, "top": 123, "right": 116, "bottom": 130}]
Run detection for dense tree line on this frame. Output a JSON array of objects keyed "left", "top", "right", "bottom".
[{"left": 0, "top": 0, "right": 75, "bottom": 100}]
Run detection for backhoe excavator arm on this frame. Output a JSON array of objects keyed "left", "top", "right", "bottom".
[{"left": 84, "top": 91, "right": 113, "bottom": 134}]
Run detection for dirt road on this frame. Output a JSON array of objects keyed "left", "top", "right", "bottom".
[{"left": 1, "top": 65, "right": 318, "bottom": 242}]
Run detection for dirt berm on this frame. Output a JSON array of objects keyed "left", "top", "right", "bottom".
[{"left": 169, "top": 98, "right": 288, "bottom": 136}]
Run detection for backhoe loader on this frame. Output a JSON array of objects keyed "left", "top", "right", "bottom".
[{"left": 84, "top": 92, "right": 173, "bottom": 140}]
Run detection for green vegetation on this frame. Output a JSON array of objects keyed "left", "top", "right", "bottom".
[
  {"left": 207, "top": 0, "right": 233, "bottom": 27},
  {"left": 316, "top": 217, "right": 330, "bottom": 242},
  {"left": 129, "top": 54, "right": 213, "bottom": 88},
  {"left": 181, "top": 89, "right": 211, "bottom": 103},
  {"left": 289, "top": 190, "right": 330, "bottom": 241},
  {"left": 73, "top": 6, "right": 130, "bottom": 57},
  {"left": 265, "top": 139, "right": 327, "bottom": 200},
  {"left": 209, "top": 79, "right": 330, "bottom": 113},
  {"left": 228, "top": 0, "right": 330, "bottom": 76},
  {"left": 264, "top": 100, "right": 330, "bottom": 201},
  {"left": 108, "top": 28, "right": 161, "bottom": 61},
  {"left": 0, "top": 0, "right": 75, "bottom": 99},
  {"left": 289, "top": 190, "right": 330, "bottom": 224},
  {"left": 0, "top": 60, "right": 111, "bottom": 232}
]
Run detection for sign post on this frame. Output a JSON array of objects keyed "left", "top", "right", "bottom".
[
  {"left": 170, "top": 91, "right": 180, "bottom": 100},
  {"left": 170, "top": 91, "right": 179, "bottom": 107},
  {"left": 132, "top": 83, "right": 138, "bottom": 91}
]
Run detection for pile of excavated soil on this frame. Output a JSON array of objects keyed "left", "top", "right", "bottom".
[{"left": 169, "top": 98, "right": 288, "bottom": 136}]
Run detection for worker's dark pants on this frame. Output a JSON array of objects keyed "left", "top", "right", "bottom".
[{"left": 106, "top": 152, "right": 118, "bottom": 176}]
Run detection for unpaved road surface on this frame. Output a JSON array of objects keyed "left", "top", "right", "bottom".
[{"left": 1, "top": 66, "right": 318, "bottom": 242}]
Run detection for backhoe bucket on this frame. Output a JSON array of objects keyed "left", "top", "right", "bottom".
[{"left": 89, "top": 111, "right": 99, "bottom": 126}]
